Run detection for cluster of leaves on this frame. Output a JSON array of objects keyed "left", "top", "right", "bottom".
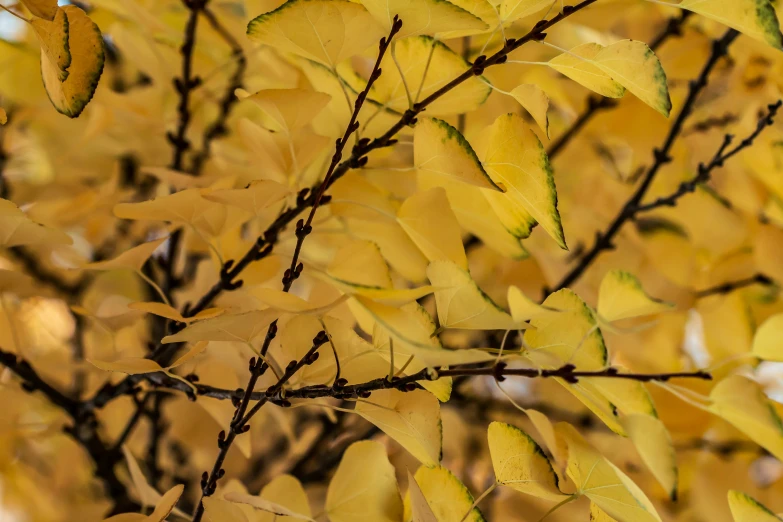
[{"left": 2, "top": 0, "right": 783, "bottom": 521}]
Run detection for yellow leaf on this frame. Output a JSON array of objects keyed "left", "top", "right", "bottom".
[
  {"left": 709, "top": 375, "right": 783, "bottom": 461},
  {"left": 406, "top": 466, "right": 486, "bottom": 522},
  {"left": 524, "top": 289, "right": 606, "bottom": 370},
  {"left": 256, "top": 474, "right": 313, "bottom": 522},
  {"left": 325, "top": 441, "right": 403, "bottom": 522},
  {"left": 88, "top": 357, "right": 164, "bottom": 375},
  {"left": 597, "top": 270, "right": 673, "bottom": 323},
  {"left": 365, "top": 298, "right": 493, "bottom": 368},
  {"left": 20, "top": 0, "right": 58, "bottom": 20},
  {"left": 32, "top": 7, "right": 71, "bottom": 82},
  {"left": 128, "top": 302, "right": 224, "bottom": 324},
  {"left": 752, "top": 313, "right": 783, "bottom": 361},
  {"left": 369, "top": 36, "right": 491, "bottom": 116},
  {"left": 168, "top": 341, "right": 209, "bottom": 368},
  {"left": 510, "top": 84, "right": 550, "bottom": 138},
  {"left": 326, "top": 240, "right": 393, "bottom": 289},
  {"left": 241, "top": 88, "right": 331, "bottom": 134},
  {"left": 728, "top": 490, "right": 783, "bottom": 522},
  {"left": 507, "top": 285, "right": 554, "bottom": 322},
  {"left": 525, "top": 290, "right": 624, "bottom": 434},
  {"left": 355, "top": 389, "right": 442, "bottom": 466},
  {"left": 548, "top": 43, "right": 626, "bottom": 99},
  {"left": 407, "top": 470, "right": 438, "bottom": 522},
  {"left": 121, "top": 446, "right": 161, "bottom": 507},
  {"left": 500, "top": 0, "right": 554, "bottom": 24},
  {"left": 589, "top": 40, "right": 671, "bottom": 117},
  {"left": 84, "top": 237, "right": 167, "bottom": 272},
  {"left": 203, "top": 498, "right": 249, "bottom": 522},
  {"left": 359, "top": 0, "right": 487, "bottom": 39},
  {"left": 487, "top": 421, "right": 566, "bottom": 501},
  {"left": 0, "top": 198, "right": 72, "bottom": 247},
  {"left": 557, "top": 423, "right": 662, "bottom": 522},
  {"left": 477, "top": 113, "right": 566, "bottom": 248},
  {"left": 147, "top": 484, "right": 184, "bottom": 522},
  {"left": 414, "top": 118, "right": 504, "bottom": 191},
  {"left": 676, "top": 0, "right": 783, "bottom": 49},
  {"left": 202, "top": 180, "right": 290, "bottom": 216},
  {"left": 247, "top": 0, "right": 385, "bottom": 68},
  {"left": 0, "top": 107, "right": 6, "bottom": 125},
  {"left": 622, "top": 414, "right": 678, "bottom": 500},
  {"left": 224, "top": 491, "right": 314, "bottom": 521},
  {"left": 418, "top": 173, "right": 528, "bottom": 260},
  {"left": 427, "top": 260, "right": 519, "bottom": 330},
  {"left": 590, "top": 503, "right": 619, "bottom": 522},
  {"left": 161, "top": 309, "right": 280, "bottom": 344},
  {"left": 114, "top": 189, "right": 248, "bottom": 237},
  {"left": 398, "top": 187, "right": 468, "bottom": 270},
  {"left": 42, "top": 6, "right": 104, "bottom": 118}
]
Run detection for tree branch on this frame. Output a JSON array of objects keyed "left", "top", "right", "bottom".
[
  {"left": 695, "top": 273, "right": 776, "bottom": 299},
  {"left": 190, "top": 17, "right": 404, "bottom": 521},
  {"left": 633, "top": 100, "right": 782, "bottom": 213},
  {"left": 548, "top": 28, "right": 740, "bottom": 295},
  {"left": 188, "top": 6, "right": 246, "bottom": 174},
  {"left": 0, "top": 349, "right": 138, "bottom": 512}
]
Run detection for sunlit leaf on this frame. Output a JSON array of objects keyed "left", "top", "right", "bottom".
[
  {"left": 487, "top": 421, "right": 566, "bottom": 501},
  {"left": 355, "top": 389, "right": 442, "bottom": 466},
  {"left": 247, "top": 0, "right": 385, "bottom": 68},
  {"left": 325, "top": 441, "right": 403, "bottom": 522}
]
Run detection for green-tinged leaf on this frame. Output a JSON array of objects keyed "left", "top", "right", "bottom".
[
  {"left": 709, "top": 375, "right": 783, "bottom": 461},
  {"left": 589, "top": 40, "right": 671, "bottom": 117},
  {"left": 42, "top": 6, "right": 104, "bottom": 118},
  {"left": 32, "top": 7, "right": 70, "bottom": 82},
  {"left": 557, "top": 423, "right": 662, "bottom": 522},
  {"left": 414, "top": 118, "right": 504, "bottom": 191},
  {"left": 21, "top": 0, "right": 58, "bottom": 20},
  {"left": 728, "top": 490, "right": 783, "bottom": 522},
  {"left": 548, "top": 43, "right": 626, "bottom": 99},
  {"left": 359, "top": 0, "right": 487, "bottom": 38},
  {"left": 487, "top": 421, "right": 566, "bottom": 501},
  {"left": 427, "top": 260, "right": 519, "bottom": 330},
  {"left": 597, "top": 270, "right": 673, "bottom": 323},
  {"left": 407, "top": 466, "right": 486, "bottom": 522},
  {"left": 477, "top": 113, "right": 566, "bottom": 248},
  {"left": 247, "top": 0, "right": 385, "bottom": 68},
  {"left": 676, "top": 0, "right": 783, "bottom": 49}
]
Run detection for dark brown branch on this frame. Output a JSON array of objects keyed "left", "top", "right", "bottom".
[
  {"left": 548, "top": 28, "right": 740, "bottom": 296},
  {"left": 188, "top": 6, "right": 246, "bottom": 174},
  {"left": 191, "top": 331, "right": 328, "bottom": 521},
  {"left": 82, "top": 0, "right": 601, "bottom": 416},
  {"left": 168, "top": 0, "right": 205, "bottom": 173},
  {"left": 0, "top": 349, "right": 138, "bottom": 512},
  {"left": 181, "top": 0, "right": 602, "bottom": 321},
  {"left": 190, "top": 18, "right": 404, "bottom": 521},
  {"left": 695, "top": 273, "right": 776, "bottom": 299},
  {"left": 633, "top": 100, "right": 782, "bottom": 212},
  {"left": 142, "top": 362, "right": 711, "bottom": 404}
]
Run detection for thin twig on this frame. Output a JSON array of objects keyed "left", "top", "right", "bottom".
[
  {"left": 547, "top": 28, "right": 740, "bottom": 296},
  {"left": 190, "top": 17, "right": 404, "bottom": 521}
]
